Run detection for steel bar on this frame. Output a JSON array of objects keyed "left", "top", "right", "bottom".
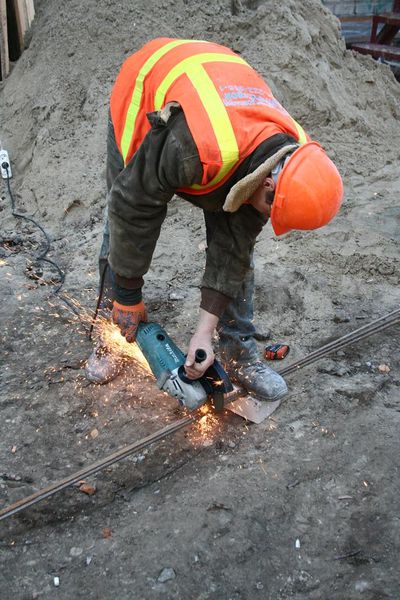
[
  {"left": 279, "top": 320, "right": 398, "bottom": 376},
  {"left": 279, "top": 319, "right": 399, "bottom": 376},
  {"left": 286, "top": 308, "right": 400, "bottom": 364},
  {"left": 279, "top": 320, "right": 400, "bottom": 375},
  {"left": 0, "top": 414, "right": 197, "bottom": 522},
  {"left": 278, "top": 309, "right": 400, "bottom": 376}
]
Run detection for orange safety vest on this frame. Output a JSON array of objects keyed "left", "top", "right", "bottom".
[{"left": 110, "top": 38, "right": 308, "bottom": 195}]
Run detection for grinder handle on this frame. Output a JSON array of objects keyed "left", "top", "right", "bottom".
[
  {"left": 195, "top": 348, "right": 207, "bottom": 364},
  {"left": 179, "top": 349, "right": 208, "bottom": 384}
]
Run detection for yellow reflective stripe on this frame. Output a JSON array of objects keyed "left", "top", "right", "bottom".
[
  {"left": 291, "top": 118, "right": 307, "bottom": 145},
  {"left": 188, "top": 66, "right": 239, "bottom": 190},
  {"left": 120, "top": 39, "right": 203, "bottom": 162},
  {"left": 154, "top": 53, "right": 247, "bottom": 109},
  {"left": 155, "top": 53, "right": 247, "bottom": 189}
]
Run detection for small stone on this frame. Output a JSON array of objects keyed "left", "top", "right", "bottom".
[
  {"left": 198, "top": 240, "right": 207, "bottom": 252},
  {"left": 228, "top": 441, "right": 236, "bottom": 448},
  {"left": 79, "top": 483, "right": 96, "bottom": 496},
  {"left": 90, "top": 429, "right": 99, "bottom": 439},
  {"left": 378, "top": 364, "right": 390, "bottom": 373},
  {"left": 256, "top": 581, "right": 264, "bottom": 590},
  {"left": 158, "top": 567, "right": 176, "bottom": 583},
  {"left": 355, "top": 580, "right": 369, "bottom": 592},
  {"left": 70, "top": 547, "right": 83, "bottom": 557},
  {"left": 202, "top": 439, "right": 213, "bottom": 447},
  {"left": 102, "top": 527, "right": 112, "bottom": 539},
  {"left": 169, "top": 291, "right": 185, "bottom": 301}
]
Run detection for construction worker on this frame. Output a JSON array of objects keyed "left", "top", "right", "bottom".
[{"left": 86, "top": 38, "right": 343, "bottom": 401}]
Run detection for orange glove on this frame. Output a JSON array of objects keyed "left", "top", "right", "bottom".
[{"left": 112, "top": 300, "right": 147, "bottom": 343}]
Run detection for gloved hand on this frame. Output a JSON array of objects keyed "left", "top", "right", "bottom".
[{"left": 112, "top": 300, "right": 147, "bottom": 343}]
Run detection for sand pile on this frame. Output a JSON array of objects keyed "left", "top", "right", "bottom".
[{"left": 1, "top": 0, "right": 399, "bottom": 227}]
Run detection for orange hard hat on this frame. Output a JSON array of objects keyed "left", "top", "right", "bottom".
[{"left": 270, "top": 142, "right": 343, "bottom": 236}]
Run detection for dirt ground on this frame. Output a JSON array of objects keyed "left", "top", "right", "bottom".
[{"left": 1, "top": 0, "right": 400, "bottom": 598}]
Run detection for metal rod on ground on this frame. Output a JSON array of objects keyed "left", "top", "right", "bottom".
[
  {"left": 278, "top": 308, "right": 400, "bottom": 376},
  {"left": 0, "top": 414, "right": 197, "bottom": 522},
  {"left": 286, "top": 308, "right": 400, "bottom": 366},
  {"left": 0, "top": 307, "right": 399, "bottom": 523},
  {"left": 279, "top": 320, "right": 398, "bottom": 376}
]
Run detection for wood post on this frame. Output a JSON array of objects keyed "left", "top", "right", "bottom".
[
  {"left": 0, "top": 0, "right": 9, "bottom": 79},
  {"left": 15, "top": 0, "right": 28, "bottom": 49},
  {"left": 0, "top": 0, "right": 34, "bottom": 80}
]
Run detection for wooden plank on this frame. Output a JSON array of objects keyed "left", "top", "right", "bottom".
[
  {"left": 372, "top": 13, "right": 400, "bottom": 24},
  {"left": 0, "top": 0, "right": 10, "bottom": 79},
  {"left": 14, "top": 0, "right": 27, "bottom": 50},
  {"left": 352, "top": 41, "right": 400, "bottom": 61},
  {"left": 340, "top": 15, "right": 372, "bottom": 23},
  {"left": 24, "top": 0, "right": 34, "bottom": 26}
]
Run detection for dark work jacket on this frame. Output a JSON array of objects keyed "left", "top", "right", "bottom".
[{"left": 108, "top": 105, "right": 296, "bottom": 316}]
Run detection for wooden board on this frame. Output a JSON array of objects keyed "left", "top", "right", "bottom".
[
  {"left": 352, "top": 41, "right": 400, "bottom": 61},
  {"left": 15, "top": 0, "right": 28, "bottom": 48},
  {"left": 0, "top": 0, "right": 9, "bottom": 79},
  {"left": 24, "top": 0, "right": 35, "bottom": 26},
  {"left": 13, "top": 0, "right": 35, "bottom": 48}
]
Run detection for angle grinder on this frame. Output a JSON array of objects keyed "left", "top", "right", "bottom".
[{"left": 135, "top": 322, "right": 233, "bottom": 411}]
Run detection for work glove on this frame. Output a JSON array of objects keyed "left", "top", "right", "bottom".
[{"left": 112, "top": 300, "right": 147, "bottom": 343}]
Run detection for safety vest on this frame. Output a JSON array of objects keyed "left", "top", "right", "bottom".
[{"left": 110, "top": 38, "right": 308, "bottom": 195}]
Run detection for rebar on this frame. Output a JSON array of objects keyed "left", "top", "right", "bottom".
[
  {"left": 0, "top": 414, "right": 197, "bottom": 522},
  {"left": 1, "top": 307, "right": 399, "bottom": 523},
  {"left": 278, "top": 308, "right": 400, "bottom": 376}
]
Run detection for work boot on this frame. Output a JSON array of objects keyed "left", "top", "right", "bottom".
[
  {"left": 226, "top": 361, "right": 288, "bottom": 402},
  {"left": 85, "top": 342, "right": 125, "bottom": 384}
]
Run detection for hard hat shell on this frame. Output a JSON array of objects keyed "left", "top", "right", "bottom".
[{"left": 270, "top": 142, "right": 343, "bottom": 236}]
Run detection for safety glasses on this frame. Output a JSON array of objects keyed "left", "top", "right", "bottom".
[{"left": 270, "top": 155, "right": 290, "bottom": 186}]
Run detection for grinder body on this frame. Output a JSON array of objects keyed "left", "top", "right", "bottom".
[{"left": 135, "top": 322, "right": 232, "bottom": 410}]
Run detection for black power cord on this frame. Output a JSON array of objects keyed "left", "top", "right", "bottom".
[
  {"left": 2, "top": 161, "right": 65, "bottom": 291},
  {"left": 88, "top": 259, "right": 109, "bottom": 340},
  {"left": 2, "top": 160, "right": 90, "bottom": 331}
]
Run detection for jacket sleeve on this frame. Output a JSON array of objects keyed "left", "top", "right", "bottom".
[{"left": 108, "top": 111, "right": 201, "bottom": 284}]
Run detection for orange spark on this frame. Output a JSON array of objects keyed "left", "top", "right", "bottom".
[
  {"left": 97, "top": 319, "right": 152, "bottom": 375},
  {"left": 195, "top": 404, "right": 219, "bottom": 440}
]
